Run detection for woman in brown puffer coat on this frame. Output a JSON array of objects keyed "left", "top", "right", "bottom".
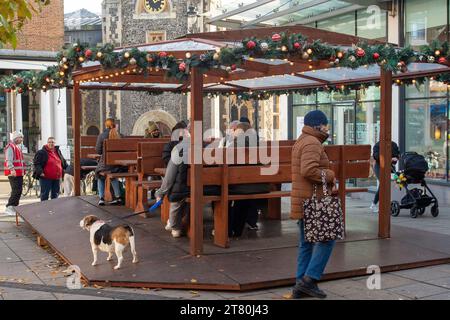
[{"left": 291, "top": 110, "right": 337, "bottom": 300}]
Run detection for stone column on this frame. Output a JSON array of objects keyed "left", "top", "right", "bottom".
[
  {"left": 40, "top": 90, "right": 53, "bottom": 148},
  {"left": 14, "top": 93, "right": 23, "bottom": 134},
  {"left": 53, "top": 88, "right": 69, "bottom": 159},
  {"left": 279, "top": 95, "right": 288, "bottom": 140}
]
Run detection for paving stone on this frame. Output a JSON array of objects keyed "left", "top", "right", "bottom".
[
  {"left": 1, "top": 288, "right": 56, "bottom": 300},
  {"left": 421, "top": 292, "right": 450, "bottom": 300},
  {"left": 0, "top": 246, "right": 21, "bottom": 263},
  {"left": 54, "top": 293, "right": 114, "bottom": 300},
  {"left": 318, "top": 279, "right": 366, "bottom": 296},
  {"left": 424, "top": 264, "right": 450, "bottom": 274},
  {"left": 423, "top": 276, "right": 450, "bottom": 289},
  {"left": 390, "top": 268, "right": 450, "bottom": 282},
  {"left": 342, "top": 289, "right": 410, "bottom": 300},
  {"left": 353, "top": 273, "right": 417, "bottom": 290},
  {"left": 0, "top": 262, "right": 44, "bottom": 285},
  {"left": 387, "top": 283, "right": 449, "bottom": 299}
]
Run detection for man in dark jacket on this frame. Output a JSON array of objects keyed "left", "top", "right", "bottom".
[
  {"left": 162, "top": 121, "right": 188, "bottom": 166},
  {"left": 370, "top": 141, "right": 400, "bottom": 213},
  {"left": 33, "top": 137, "right": 68, "bottom": 201}
]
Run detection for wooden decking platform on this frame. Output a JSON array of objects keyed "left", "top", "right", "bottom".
[{"left": 16, "top": 196, "right": 450, "bottom": 291}]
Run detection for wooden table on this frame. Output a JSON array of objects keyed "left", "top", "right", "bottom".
[
  {"left": 87, "top": 153, "right": 101, "bottom": 160},
  {"left": 114, "top": 159, "right": 138, "bottom": 208},
  {"left": 154, "top": 168, "right": 166, "bottom": 176}
]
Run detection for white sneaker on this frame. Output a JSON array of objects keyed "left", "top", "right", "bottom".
[
  {"left": 370, "top": 203, "right": 379, "bottom": 214},
  {"left": 5, "top": 206, "right": 16, "bottom": 216},
  {"left": 171, "top": 229, "right": 182, "bottom": 238},
  {"left": 165, "top": 219, "right": 172, "bottom": 231}
]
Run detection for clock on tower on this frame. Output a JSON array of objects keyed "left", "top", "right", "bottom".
[{"left": 144, "top": 0, "right": 167, "bottom": 13}]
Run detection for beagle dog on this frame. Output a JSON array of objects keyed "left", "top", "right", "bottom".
[{"left": 79, "top": 215, "right": 138, "bottom": 270}]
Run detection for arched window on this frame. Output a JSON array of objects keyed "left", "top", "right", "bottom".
[
  {"left": 240, "top": 105, "right": 248, "bottom": 119},
  {"left": 86, "top": 126, "right": 100, "bottom": 136},
  {"left": 231, "top": 105, "right": 239, "bottom": 121}
]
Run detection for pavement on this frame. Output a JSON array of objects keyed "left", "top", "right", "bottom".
[{"left": 1, "top": 180, "right": 450, "bottom": 300}]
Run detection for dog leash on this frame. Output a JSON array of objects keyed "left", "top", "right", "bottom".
[{"left": 104, "top": 199, "right": 163, "bottom": 222}]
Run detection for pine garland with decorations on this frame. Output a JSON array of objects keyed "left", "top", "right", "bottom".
[{"left": 1, "top": 33, "right": 450, "bottom": 95}]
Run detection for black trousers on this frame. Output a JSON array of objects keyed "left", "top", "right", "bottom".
[{"left": 7, "top": 176, "right": 23, "bottom": 207}]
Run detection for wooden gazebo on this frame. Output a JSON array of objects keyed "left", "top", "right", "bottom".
[{"left": 70, "top": 25, "right": 450, "bottom": 256}]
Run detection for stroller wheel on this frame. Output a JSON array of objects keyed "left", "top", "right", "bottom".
[
  {"left": 431, "top": 205, "right": 439, "bottom": 217},
  {"left": 417, "top": 207, "right": 425, "bottom": 215},
  {"left": 410, "top": 207, "right": 418, "bottom": 219},
  {"left": 391, "top": 201, "right": 400, "bottom": 217}
]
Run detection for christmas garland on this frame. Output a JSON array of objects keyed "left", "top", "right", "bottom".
[{"left": 1, "top": 33, "right": 450, "bottom": 96}]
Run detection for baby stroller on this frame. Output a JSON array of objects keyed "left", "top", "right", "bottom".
[{"left": 391, "top": 152, "right": 439, "bottom": 218}]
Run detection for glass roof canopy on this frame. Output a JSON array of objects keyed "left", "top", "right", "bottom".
[
  {"left": 75, "top": 30, "right": 450, "bottom": 93},
  {"left": 208, "top": 0, "right": 371, "bottom": 28}
]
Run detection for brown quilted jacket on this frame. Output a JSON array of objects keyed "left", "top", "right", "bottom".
[{"left": 291, "top": 126, "right": 336, "bottom": 220}]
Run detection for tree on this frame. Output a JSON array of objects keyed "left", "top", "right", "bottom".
[{"left": 0, "top": 0, "right": 50, "bottom": 49}]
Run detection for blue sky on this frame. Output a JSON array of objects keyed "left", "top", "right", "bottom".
[{"left": 64, "top": 0, "right": 103, "bottom": 14}]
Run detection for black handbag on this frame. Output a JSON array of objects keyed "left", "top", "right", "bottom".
[{"left": 303, "top": 171, "right": 344, "bottom": 243}]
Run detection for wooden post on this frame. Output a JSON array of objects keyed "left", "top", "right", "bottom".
[
  {"left": 190, "top": 67, "right": 204, "bottom": 255},
  {"left": 379, "top": 68, "right": 392, "bottom": 238},
  {"left": 72, "top": 82, "right": 81, "bottom": 196}
]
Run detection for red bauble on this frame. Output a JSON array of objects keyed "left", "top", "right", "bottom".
[
  {"left": 4, "top": 88, "right": 11, "bottom": 93},
  {"left": 76, "top": 47, "right": 81, "bottom": 52},
  {"left": 231, "top": 64, "right": 237, "bottom": 71},
  {"left": 373, "top": 52, "right": 380, "bottom": 60},
  {"left": 246, "top": 41, "right": 256, "bottom": 50},
  {"left": 178, "top": 62, "right": 186, "bottom": 72},
  {"left": 439, "top": 57, "right": 447, "bottom": 64},
  {"left": 18, "top": 88, "right": 23, "bottom": 94},
  {"left": 159, "top": 51, "right": 167, "bottom": 58},
  {"left": 356, "top": 48, "right": 366, "bottom": 58},
  {"left": 272, "top": 34, "right": 281, "bottom": 42},
  {"left": 16, "top": 78, "right": 23, "bottom": 84},
  {"left": 293, "top": 42, "right": 301, "bottom": 50},
  {"left": 85, "top": 49, "right": 92, "bottom": 58}
]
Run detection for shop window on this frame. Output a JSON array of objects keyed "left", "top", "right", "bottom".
[
  {"left": 406, "top": 99, "right": 448, "bottom": 180},
  {"left": 405, "top": 0, "right": 448, "bottom": 48},
  {"left": 317, "top": 12, "right": 355, "bottom": 36}
]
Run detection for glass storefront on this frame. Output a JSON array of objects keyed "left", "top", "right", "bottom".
[
  {"left": 405, "top": 0, "right": 448, "bottom": 48},
  {"left": 291, "top": 87, "right": 380, "bottom": 147},
  {"left": 405, "top": 81, "right": 449, "bottom": 181},
  {"left": 314, "top": 8, "right": 388, "bottom": 41},
  {"left": 404, "top": 0, "right": 450, "bottom": 181}
]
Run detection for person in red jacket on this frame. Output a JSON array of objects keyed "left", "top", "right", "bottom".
[
  {"left": 3, "top": 131, "right": 26, "bottom": 216},
  {"left": 33, "top": 137, "right": 67, "bottom": 201}
]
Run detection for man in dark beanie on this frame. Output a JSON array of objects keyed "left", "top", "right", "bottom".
[
  {"left": 291, "top": 109, "right": 337, "bottom": 299},
  {"left": 303, "top": 110, "right": 329, "bottom": 128}
]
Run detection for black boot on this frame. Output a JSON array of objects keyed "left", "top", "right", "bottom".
[{"left": 292, "top": 276, "right": 327, "bottom": 299}]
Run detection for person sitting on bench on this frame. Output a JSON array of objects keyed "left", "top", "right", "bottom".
[
  {"left": 162, "top": 121, "right": 188, "bottom": 166},
  {"left": 95, "top": 118, "right": 124, "bottom": 206},
  {"left": 228, "top": 121, "right": 270, "bottom": 236},
  {"left": 64, "top": 158, "right": 98, "bottom": 196},
  {"left": 144, "top": 121, "right": 162, "bottom": 138}
]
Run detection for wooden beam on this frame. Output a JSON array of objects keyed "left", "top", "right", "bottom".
[
  {"left": 190, "top": 67, "right": 204, "bottom": 255},
  {"left": 72, "top": 82, "right": 81, "bottom": 196},
  {"left": 379, "top": 68, "right": 392, "bottom": 239}
]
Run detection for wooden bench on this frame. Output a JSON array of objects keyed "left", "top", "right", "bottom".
[
  {"left": 132, "top": 141, "right": 168, "bottom": 215},
  {"left": 81, "top": 136, "right": 97, "bottom": 159},
  {"left": 102, "top": 137, "right": 169, "bottom": 206},
  {"left": 160, "top": 143, "right": 371, "bottom": 248}
]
